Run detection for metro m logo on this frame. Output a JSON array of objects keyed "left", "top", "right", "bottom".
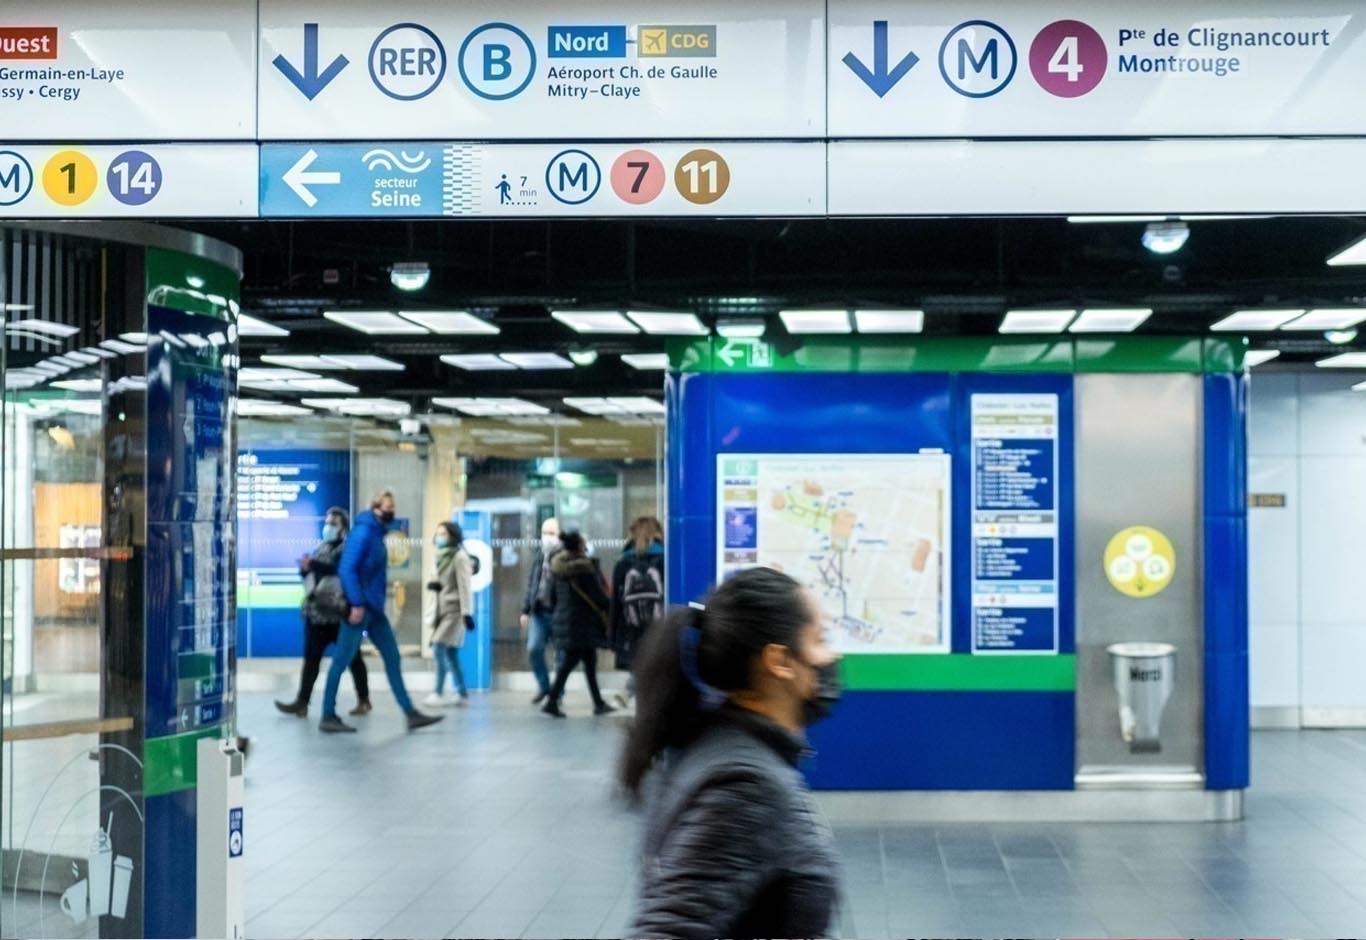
[{"left": 939, "top": 20, "right": 1017, "bottom": 98}]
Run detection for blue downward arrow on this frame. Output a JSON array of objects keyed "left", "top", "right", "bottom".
[
  {"left": 273, "top": 23, "right": 349, "bottom": 101},
  {"left": 843, "top": 20, "right": 918, "bottom": 98}
]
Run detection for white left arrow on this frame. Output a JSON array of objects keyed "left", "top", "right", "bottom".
[{"left": 283, "top": 148, "right": 340, "bottom": 208}]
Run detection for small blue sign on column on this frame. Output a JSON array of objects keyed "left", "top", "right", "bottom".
[
  {"left": 228, "top": 808, "right": 244, "bottom": 858},
  {"left": 260, "top": 143, "right": 449, "bottom": 217}
]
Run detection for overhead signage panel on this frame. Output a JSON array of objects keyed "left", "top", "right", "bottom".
[
  {"left": 258, "top": 1, "right": 825, "bottom": 140},
  {"left": 0, "top": 1, "right": 256, "bottom": 140},
  {"left": 0, "top": 145, "right": 259, "bottom": 218},
  {"left": 829, "top": 0, "right": 1366, "bottom": 136},
  {"left": 827, "top": 139, "right": 1366, "bottom": 215},
  {"left": 259, "top": 141, "right": 824, "bottom": 217}
]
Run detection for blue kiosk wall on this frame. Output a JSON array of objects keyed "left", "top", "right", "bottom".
[{"left": 666, "top": 338, "right": 1249, "bottom": 793}]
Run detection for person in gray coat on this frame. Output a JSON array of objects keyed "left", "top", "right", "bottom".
[
  {"left": 424, "top": 521, "right": 474, "bottom": 707},
  {"left": 619, "top": 567, "right": 844, "bottom": 940}
]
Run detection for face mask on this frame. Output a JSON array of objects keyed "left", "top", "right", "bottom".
[
  {"left": 321, "top": 524, "right": 340, "bottom": 542},
  {"left": 378, "top": 509, "right": 395, "bottom": 525},
  {"left": 801, "top": 658, "right": 843, "bottom": 726},
  {"left": 434, "top": 535, "right": 450, "bottom": 549}
]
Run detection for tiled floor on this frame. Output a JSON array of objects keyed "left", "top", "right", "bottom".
[
  {"left": 229, "top": 689, "right": 1366, "bottom": 939},
  {"left": 10, "top": 687, "right": 1366, "bottom": 938}
]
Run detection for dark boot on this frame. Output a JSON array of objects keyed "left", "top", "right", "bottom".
[
  {"left": 349, "top": 699, "right": 373, "bottom": 716},
  {"left": 541, "top": 699, "right": 566, "bottom": 718},
  {"left": 319, "top": 715, "right": 356, "bottom": 734},
  {"left": 593, "top": 701, "right": 616, "bottom": 716},
  {"left": 275, "top": 699, "right": 307, "bottom": 717}
]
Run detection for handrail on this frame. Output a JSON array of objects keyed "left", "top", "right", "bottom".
[
  {"left": 1, "top": 716, "right": 134, "bottom": 742},
  {"left": 0, "top": 547, "right": 133, "bottom": 561}
]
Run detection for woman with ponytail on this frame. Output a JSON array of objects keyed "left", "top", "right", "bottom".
[{"left": 620, "top": 567, "right": 844, "bottom": 940}]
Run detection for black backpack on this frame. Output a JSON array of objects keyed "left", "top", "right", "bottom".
[{"left": 620, "top": 556, "right": 664, "bottom": 631}]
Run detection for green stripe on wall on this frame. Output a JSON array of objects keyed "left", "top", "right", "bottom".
[
  {"left": 145, "top": 727, "right": 221, "bottom": 796},
  {"left": 238, "top": 583, "right": 304, "bottom": 609},
  {"left": 842, "top": 654, "right": 1076, "bottom": 691}
]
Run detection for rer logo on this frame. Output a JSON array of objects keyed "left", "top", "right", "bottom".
[
  {"left": 0, "top": 27, "right": 57, "bottom": 60},
  {"left": 548, "top": 25, "right": 627, "bottom": 59},
  {"left": 546, "top": 149, "right": 601, "bottom": 205},
  {"left": 939, "top": 20, "right": 1017, "bottom": 98},
  {"left": 458, "top": 22, "right": 536, "bottom": 100},
  {"left": 638, "top": 25, "right": 717, "bottom": 58}
]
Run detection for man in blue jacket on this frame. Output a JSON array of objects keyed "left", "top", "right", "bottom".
[{"left": 319, "top": 489, "right": 442, "bottom": 733}]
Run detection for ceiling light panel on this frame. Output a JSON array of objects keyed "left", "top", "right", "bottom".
[
  {"left": 626, "top": 311, "right": 709, "bottom": 335},
  {"left": 237, "top": 400, "right": 315, "bottom": 417},
  {"left": 621, "top": 353, "right": 671, "bottom": 370},
  {"left": 715, "top": 318, "right": 766, "bottom": 338},
  {"left": 321, "top": 355, "right": 405, "bottom": 371},
  {"left": 440, "top": 354, "right": 516, "bottom": 371},
  {"left": 608, "top": 397, "right": 666, "bottom": 414},
  {"left": 854, "top": 310, "right": 924, "bottom": 334},
  {"left": 1327, "top": 235, "right": 1366, "bottom": 267},
  {"left": 10, "top": 318, "right": 80, "bottom": 337},
  {"left": 261, "top": 354, "right": 344, "bottom": 370},
  {"left": 432, "top": 397, "right": 550, "bottom": 416},
  {"left": 237, "top": 313, "right": 290, "bottom": 337},
  {"left": 1283, "top": 309, "right": 1366, "bottom": 330},
  {"left": 1316, "top": 352, "right": 1366, "bottom": 368},
  {"left": 1069, "top": 309, "right": 1153, "bottom": 333},
  {"left": 239, "top": 367, "right": 320, "bottom": 382},
  {"left": 1244, "top": 350, "right": 1281, "bottom": 368},
  {"left": 500, "top": 353, "right": 574, "bottom": 369},
  {"left": 1210, "top": 310, "right": 1304, "bottom": 332},
  {"left": 289, "top": 378, "right": 361, "bottom": 394},
  {"left": 399, "top": 311, "right": 500, "bottom": 334},
  {"left": 301, "top": 397, "right": 412, "bottom": 416},
  {"left": 551, "top": 310, "right": 640, "bottom": 334},
  {"left": 780, "top": 310, "right": 852, "bottom": 334},
  {"left": 999, "top": 310, "right": 1077, "bottom": 334},
  {"left": 98, "top": 339, "right": 145, "bottom": 355},
  {"left": 324, "top": 311, "right": 429, "bottom": 335}
]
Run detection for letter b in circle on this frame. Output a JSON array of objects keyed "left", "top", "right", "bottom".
[{"left": 459, "top": 23, "right": 536, "bottom": 100}]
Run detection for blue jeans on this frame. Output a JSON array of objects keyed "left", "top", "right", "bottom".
[
  {"left": 322, "top": 610, "right": 414, "bottom": 717},
  {"left": 527, "top": 611, "right": 553, "bottom": 694},
  {"left": 433, "top": 643, "right": 467, "bottom": 696}
]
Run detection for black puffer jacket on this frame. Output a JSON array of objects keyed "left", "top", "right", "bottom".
[
  {"left": 548, "top": 551, "right": 610, "bottom": 649},
  {"left": 632, "top": 706, "right": 841, "bottom": 940}
]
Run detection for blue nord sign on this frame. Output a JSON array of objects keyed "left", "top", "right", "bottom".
[{"left": 547, "top": 25, "right": 628, "bottom": 58}]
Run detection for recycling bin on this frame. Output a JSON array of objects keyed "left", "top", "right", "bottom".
[{"left": 1107, "top": 642, "right": 1176, "bottom": 754}]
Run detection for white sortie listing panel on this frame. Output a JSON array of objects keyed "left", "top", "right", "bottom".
[
  {"left": 0, "top": 1, "right": 257, "bottom": 140},
  {"left": 829, "top": 0, "right": 1366, "bottom": 137},
  {"left": 258, "top": 1, "right": 826, "bottom": 140},
  {"left": 0, "top": 145, "right": 259, "bottom": 218}
]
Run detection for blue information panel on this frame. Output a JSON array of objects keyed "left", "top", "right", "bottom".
[
  {"left": 260, "top": 143, "right": 449, "bottom": 217},
  {"left": 236, "top": 449, "right": 350, "bottom": 656},
  {"left": 970, "top": 393, "right": 1060, "bottom": 655}
]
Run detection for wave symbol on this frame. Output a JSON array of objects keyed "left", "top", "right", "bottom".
[{"left": 362, "top": 149, "right": 432, "bottom": 174}]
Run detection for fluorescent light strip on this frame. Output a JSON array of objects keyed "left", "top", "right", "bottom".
[
  {"left": 1066, "top": 215, "right": 1164, "bottom": 224},
  {"left": 621, "top": 353, "right": 670, "bottom": 370},
  {"left": 238, "top": 313, "right": 290, "bottom": 337},
  {"left": 499, "top": 353, "right": 574, "bottom": 370},
  {"left": 441, "top": 354, "right": 515, "bottom": 371},
  {"left": 1211, "top": 310, "right": 1304, "bottom": 332},
  {"left": 52, "top": 378, "right": 102, "bottom": 392},
  {"left": 1283, "top": 309, "right": 1366, "bottom": 330},
  {"left": 237, "top": 400, "right": 315, "bottom": 417},
  {"left": 289, "top": 378, "right": 361, "bottom": 394},
  {"left": 551, "top": 310, "right": 640, "bottom": 334},
  {"left": 626, "top": 311, "right": 709, "bottom": 335},
  {"left": 1069, "top": 309, "right": 1153, "bottom": 333},
  {"left": 716, "top": 318, "right": 765, "bottom": 338},
  {"left": 399, "top": 311, "right": 500, "bottom": 335},
  {"left": 324, "top": 311, "right": 429, "bottom": 335},
  {"left": 10, "top": 318, "right": 80, "bottom": 337},
  {"left": 301, "top": 397, "right": 412, "bottom": 416},
  {"left": 321, "top": 354, "right": 404, "bottom": 371},
  {"left": 261, "top": 354, "right": 345, "bottom": 370},
  {"left": 1316, "top": 352, "right": 1366, "bottom": 368},
  {"left": 240, "top": 367, "right": 320, "bottom": 382},
  {"left": 432, "top": 397, "right": 549, "bottom": 416},
  {"left": 780, "top": 309, "right": 852, "bottom": 335},
  {"left": 1327, "top": 235, "right": 1366, "bottom": 267},
  {"left": 1244, "top": 350, "right": 1281, "bottom": 368},
  {"left": 1000, "top": 310, "right": 1077, "bottom": 334},
  {"left": 854, "top": 310, "right": 924, "bottom": 334}
]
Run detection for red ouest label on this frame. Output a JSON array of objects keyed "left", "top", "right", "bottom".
[{"left": 0, "top": 27, "right": 58, "bottom": 59}]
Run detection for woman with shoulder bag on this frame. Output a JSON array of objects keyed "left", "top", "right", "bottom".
[
  {"left": 424, "top": 521, "right": 474, "bottom": 708},
  {"left": 542, "top": 530, "right": 615, "bottom": 718},
  {"left": 275, "top": 508, "right": 371, "bottom": 717}
]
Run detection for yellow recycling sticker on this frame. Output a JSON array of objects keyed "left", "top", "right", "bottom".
[{"left": 1103, "top": 525, "right": 1175, "bottom": 598}]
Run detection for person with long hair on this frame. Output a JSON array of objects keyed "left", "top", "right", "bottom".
[
  {"left": 620, "top": 567, "right": 843, "bottom": 940},
  {"left": 318, "top": 490, "right": 442, "bottom": 733},
  {"left": 423, "top": 520, "right": 473, "bottom": 708},
  {"left": 608, "top": 516, "right": 665, "bottom": 709},
  {"left": 275, "top": 507, "right": 371, "bottom": 717},
  {"left": 541, "top": 530, "right": 615, "bottom": 718}
]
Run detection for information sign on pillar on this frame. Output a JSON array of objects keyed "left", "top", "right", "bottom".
[{"left": 970, "top": 393, "right": 1061, "bottom": 655}]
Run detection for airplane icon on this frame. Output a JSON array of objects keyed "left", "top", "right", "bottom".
[{"left": 640, "top": 27, "right": 666, "bottom": 54}]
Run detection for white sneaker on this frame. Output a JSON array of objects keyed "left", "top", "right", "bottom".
[
  {"left": 440, "top": 692, "right": 466, "bottom": 707},
  {"left": 422, "top": 692, "right": 444, "bottom": 708}
]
